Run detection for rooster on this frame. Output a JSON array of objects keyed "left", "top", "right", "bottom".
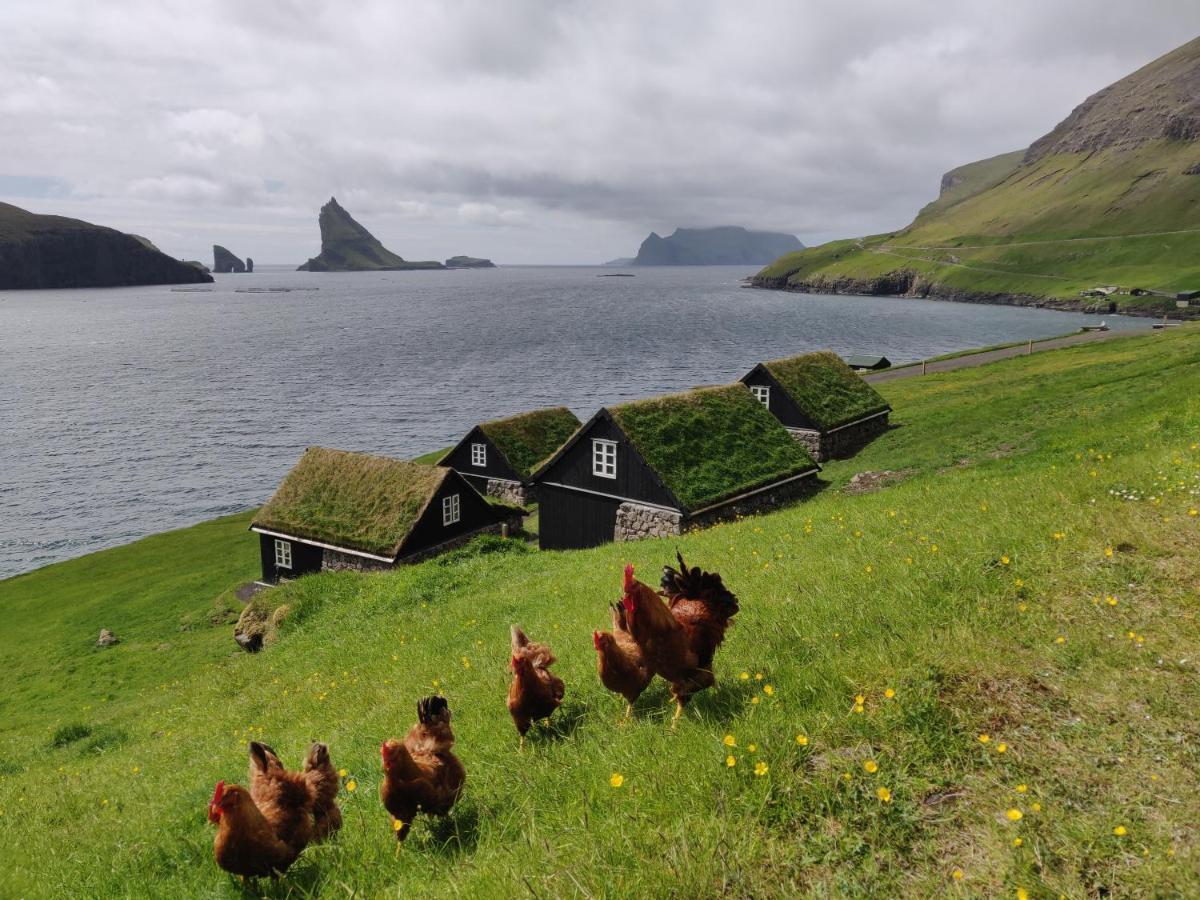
[
  {"left": 507, "top": 625, "right": 565, "bottom": 748},
  {"left": 593, "top": 601, "right": 653, "bottom": 718},
  {"left": 660, "top": 551, "right": 739, "bottom": 673},
  {"left": 380, "top": 696, "right": 466, "bottom": 841},
  {"left": 208, "top": 780, "right": 299, "bottom": 879},
  {"left": 620, "top": 563, "right": 713, "bottom": 723},
  {"left": 247, "top": 742, "right": 315, "bottom": 853},
  {"left": 302, "top": 742, "right": 343, "bottom": 842}
]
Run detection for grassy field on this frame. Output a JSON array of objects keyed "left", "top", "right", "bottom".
[
  {"left": 757, "top": 141, "right": 1200, "bottom": 312},
  {"left": 2, "top": 328, "right": 1200, "bottom": 897}
]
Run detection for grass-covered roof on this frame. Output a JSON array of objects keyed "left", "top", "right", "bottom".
[
  {"left": 476, "top": 406, "right": 581, "bottom": 479},
  {"left": 761, "top": 351, "right": 890, "bottom": 430},
  {"left": 253, "top": 448, "right": 448, "bottom": 558},
  {"left": 608, "top": 384, "right": 817, "bottom": 511}
]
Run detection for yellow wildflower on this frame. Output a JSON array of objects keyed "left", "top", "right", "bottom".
[
  {"left": 346, "top": 780, "right": 357, "bottom": 793},
  {"left": 1006, "top": 808, "right": 1023, "bottom": 822},
  {"left": 763, "top": 684, "right": 774, "bottom": 696},
  {"left": 748, "top": 744, "right": 757, "bottom": 753},
  {"left": 338, "top": 768, "right": 348, "bottom": 778},
  {"left": 1018, "top": 889, "right": 1029, "bottom": 900},
  {"left": 1114, "top": 825, "right": 1127, "bottom": 836},
  {"left": 726, "top": 755, "right": 736, "bottom": 768},
  {"left": 1015, "top": 784, "right": 1027, "bottom": 793},
  {"left": 1105, "top": 547, "right": 1114, "bottom": 558},
  {"left": 754, "top": 762, "right": 768, "bottom": 777},
  {"left": 952, "top": 868, "right": 963, "bottom": 881},
  {"left": 609, "top": 773, "right": 624, "bottom": 788},
  {"left": 1031, "top": 802, "right": 1041, "bottom": 812},
  {"left": 978, "top": 734, "right": 991, "bottom": 744},
  {"left": 739, "top": 672, "right": 750, "bottom": 680},
  {"left": 1000, "top": 555, "right": 1010, "bottom": 566},
  {"left": 1013, "top": 837, "right": 1023, "bottom": 847},
  {"left": 723, "top": 734, "right": 736, "bottom": 747},
  {"left": 795, "top": 734, "right": 809, "bottom": 746},
  {"left": 997, "top": 743, "right": 1008, "bottom": 753},
  {"left": 864, "top": 760, "right": 878, "bottom": 774},
  {"left": 754, "top": 672, "right": 763, "bottom": 681},
  {"left": 751, "top": 696, "right": 761, "bottom": 705},
  {"left": 392, "top": 819, "right": 404, "bottom": 832},
  {"left": 884, "top": 688, "right": 895, "bottom": 699},
  {"left": 877, "top": 787, "right": 891, "bottom": 803}
]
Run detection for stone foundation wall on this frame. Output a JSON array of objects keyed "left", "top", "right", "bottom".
[
  {"left": 686, "top": 472, "right": 820, "bottom": 531},
  {"left": 789, "top": 412, "right": 889, "bottom": 462},
  {"left": 322, "top": 548, "right": 393, "bottom": 573},
  {"left": 486, "top": 478, "right": 533, "bottom": 507},
  {"left": 615, "top": 502, "right": 682, "bottom": 542}
]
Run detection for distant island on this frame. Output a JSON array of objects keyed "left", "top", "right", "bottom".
[
  {"left": 213, "top": 245, "right": 248, "bottom": 273},
  {"left": 625, "top": 226, "right": 804, "bottom": 266},
  {"left": 0, "top": 202, "right": 213, "bottom": 290},
  {"left": 445, "top": 255, "right": 496, "bottom": 268},
  {"left": 751, "top": 35, "right": 1200, "bottom": 317},
  {"left": 298, "top": 197, "right": 444, "bottom": 272}
]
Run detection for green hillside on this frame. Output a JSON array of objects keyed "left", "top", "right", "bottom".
[
  {"left": 2, "top": 328, "right": 1199, "bottom": 897},
  {"left": 756, "top": 38, "right": 1200, "bottom": 314}
]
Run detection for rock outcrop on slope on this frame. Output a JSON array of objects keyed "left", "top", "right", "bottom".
[
  {"left": 631, "top": 226, "right": 804, "bottom": 265},
  {"left": 0, "top": 202, "right": 213, "bottom": 289},
  {"left": 297, "top": 197, "right": 444, "bottom": 271},
  {"left": 445, "top": 255, "right": 496, "bottom": 268},
  {"left": 213, "top": 245, "right": 246, "bottom": 273}
]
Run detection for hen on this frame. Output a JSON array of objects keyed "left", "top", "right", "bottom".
[
  {"left": 593, "top": 601, "right": 653, "bottom": 717},
  {"left": 247, "top": 741, "right": 315, "bottom": 853},
  {"left": 660, "top": 551, "right": 739, "bottom": 673},
  {"left": 507, "top": 625, "right": 565, "bottom": 748},
  {"left": 303, "top": 741, "right": 343, "bottom": 842},
  {"left": 208, "top": 780, "right": 298, "bottom": 879},
  {"left": 380, "top": 696, "right": 466, "bottom": 841},
  {"left": 621, "top": 563, "right": 712, "bottom": 723}
]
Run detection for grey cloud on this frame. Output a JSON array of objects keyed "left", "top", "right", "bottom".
[{"left": 1, "top": 0, "right": 1198, "bottom": 263}]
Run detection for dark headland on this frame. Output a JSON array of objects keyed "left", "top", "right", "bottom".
[
  {"left": 297, "top": 197, "right": 444, "bottom": 272},
  {"left": 0, "top": 202, "right": 213, "bottom": 290},
  {"left": 445, "top": 255, "right": 496, "bottom": 268},
  {"left": 629, "top": 226, "right": 804, "bottom": 265}
]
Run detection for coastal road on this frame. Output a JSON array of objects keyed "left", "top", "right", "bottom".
[{"left": 865, "top": 328, "right": 1142, "bottom": 384}]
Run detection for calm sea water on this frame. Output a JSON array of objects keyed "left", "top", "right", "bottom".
[{"left": 0, "top": 265, "right": 1145, "bottom": 579}]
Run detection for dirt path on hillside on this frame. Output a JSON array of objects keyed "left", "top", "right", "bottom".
[{"left": 865, "top": 328, "right": 1139, "bottom": 383}]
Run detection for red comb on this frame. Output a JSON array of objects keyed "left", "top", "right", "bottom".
[
  {"left": 592, "top": 630, "right": 602, "bottom": 650},
  {"left": 208, "top": 780, "right": 225, "bottom": 823},
  {"left": 623, "top": 563, "right": 635, "bottom": 591}
]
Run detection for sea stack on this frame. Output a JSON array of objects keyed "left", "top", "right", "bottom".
[
  {"left": 297, "top": 197, "right": 444, "bottom": 271},
  {"left": 213, "top": 245, "right": 246, "bottom": 273},
  {"left": 246, "top": 257, "right": 253, "bottom": 273},
  {"left": 0, "top": 202, "right": 213, "bottom": 289}
]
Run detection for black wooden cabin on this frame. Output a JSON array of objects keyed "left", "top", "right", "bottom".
[
  {"left": 532, "top": 384, "right": 819, "bottom": 550},
  {"left": 251, "top": 447, "right": 520, "bottom": 584},
  {"left": 438, "top": 407, "right": 580, "bottom": 506}
]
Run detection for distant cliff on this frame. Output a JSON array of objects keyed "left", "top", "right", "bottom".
[
  {"left": 0, "top": 202, "right": 213, "bottom": 290},
  {"left": 445, "top": 255, "right": 496, "bottom": 268},
  {"left": 297, "top": 198, "right": 444, "bottom": 271},
  {"left": 213, "top": 245, "right": 246, "bottom": 273},
  {"left": 631, "top": 226, "right": 804, "bottom": 266}
]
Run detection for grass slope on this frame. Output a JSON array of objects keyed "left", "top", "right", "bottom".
[
  {"left": 758, "top": 141, "right": 1200, "bottom": 311},
  {"left": 3, "top": 329, "right": 1200, "bottom": 897}
]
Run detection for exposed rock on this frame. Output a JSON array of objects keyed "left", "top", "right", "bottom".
[
  {"left": 444, "top": 255, "right": 496, "bottom": 268},
  {"left": 297, "top": 197, "right": 445, "bottom": 272},
  {"left": 96, "top": 628, "right": 119, "bottom": 648},
  {"left": 212, "top": 245, "right": 246, "bottom": 273},
  {"left": 0, "top": 202, "right": 213, "bottom": 290},
  {"left": 233, "top": 599, "right": 289, "bottom": 653},
  {"left": 1024, "top": 36, "right": 1200, "bottom": 163},
  {"left": 844, "top": 470, "right": 912, "bottom": 495},
  {"left": 632, "top": 226, "right": 804, "bottom": 266},
  {"left": 245, "top": 257, "right": 253, "bottom": 273}
]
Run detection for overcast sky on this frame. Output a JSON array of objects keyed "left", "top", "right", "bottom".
[{"left": 2, "top": 1, "right": 1198, "bottom": 265}]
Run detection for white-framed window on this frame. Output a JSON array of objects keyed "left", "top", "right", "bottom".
[
  {"left": 442, "top": 493, "right": 461, "bottom": 526},
  {"left": 470, "top": 442, "right": 487, "bottom": 467},
  {"left": 274, "top": 539, "right": 292, "bottom": 570},
  {"left": 592, "top": 439, "right": 617, "bottom": 479},
  {"left": 750, "top": 385, "right": 771, "bottom": 407}
]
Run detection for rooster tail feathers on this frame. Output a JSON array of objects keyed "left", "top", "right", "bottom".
[
  {"left": 248, "top": 740, "right": 278, "bottom": 773},
  {"left": 660, "top": 550, "right": 739, "bottom": 614},
  {"left": 417, "top": 695, "right": 451, "bottom": 725}
]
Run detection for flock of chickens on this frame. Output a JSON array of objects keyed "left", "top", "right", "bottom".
[{"left": 207, "top": 553, "right": 738, "bottom": 880}]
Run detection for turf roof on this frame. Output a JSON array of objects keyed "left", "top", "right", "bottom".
[
  {"left": 474, "top": 407, "right": 581, "bottom": 479},
  {"left": 607, "top": 384, "right": 817, "bottom": 511},
  {"left": 760, "top": 351, "right": 890, "bottom": 431},
  {"left": 253, "top": 448, "right": 450, "bottom": 558}
]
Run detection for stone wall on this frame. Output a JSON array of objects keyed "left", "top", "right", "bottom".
[
  {"left": 322, "top": 548, "right": 392, "bottom": 573},
  {"left": 686, "top": 471, "right": 820, "bottom": 531},
  {"left": 487, "top": 478, "right": 533, "bottom": 507},
  {"left": 615, "top": 502, "right": 682, "bottom": 542},
  {"left": 788, "top": 412, "right": 889, "bottom": 461}
]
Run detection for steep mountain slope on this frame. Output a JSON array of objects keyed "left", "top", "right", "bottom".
[
  {"left": 0, "top": 202, "right": 213, "bottom": 289},
  {"left": 633, "top": 226, "right": 804, "bottom": 265},
  {"left": 298, "top": 198, "right": 444, "bottom": 272},
  {"left": 754, "top": 37, "right": 1200, "bottom": 314}
]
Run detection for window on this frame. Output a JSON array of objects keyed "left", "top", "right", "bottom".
[
  {"left": 592, "top": 439, "right": 617, "bottom": 479},
  {"left": 470, "top": 442, "right": 487, "bottom": 467},
  {"left": 442, "top": 493, "right": 461, "bottom": 526},
  {"left": 750, "top": 385, "right": 770, "bottom": 407},
  {"left": 274, "top": 539, "right": 292, "bottom": 570}
]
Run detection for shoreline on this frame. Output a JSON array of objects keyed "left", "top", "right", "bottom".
[{"left": 746, "top": 275, "right": 1197, "bottom": 320}]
